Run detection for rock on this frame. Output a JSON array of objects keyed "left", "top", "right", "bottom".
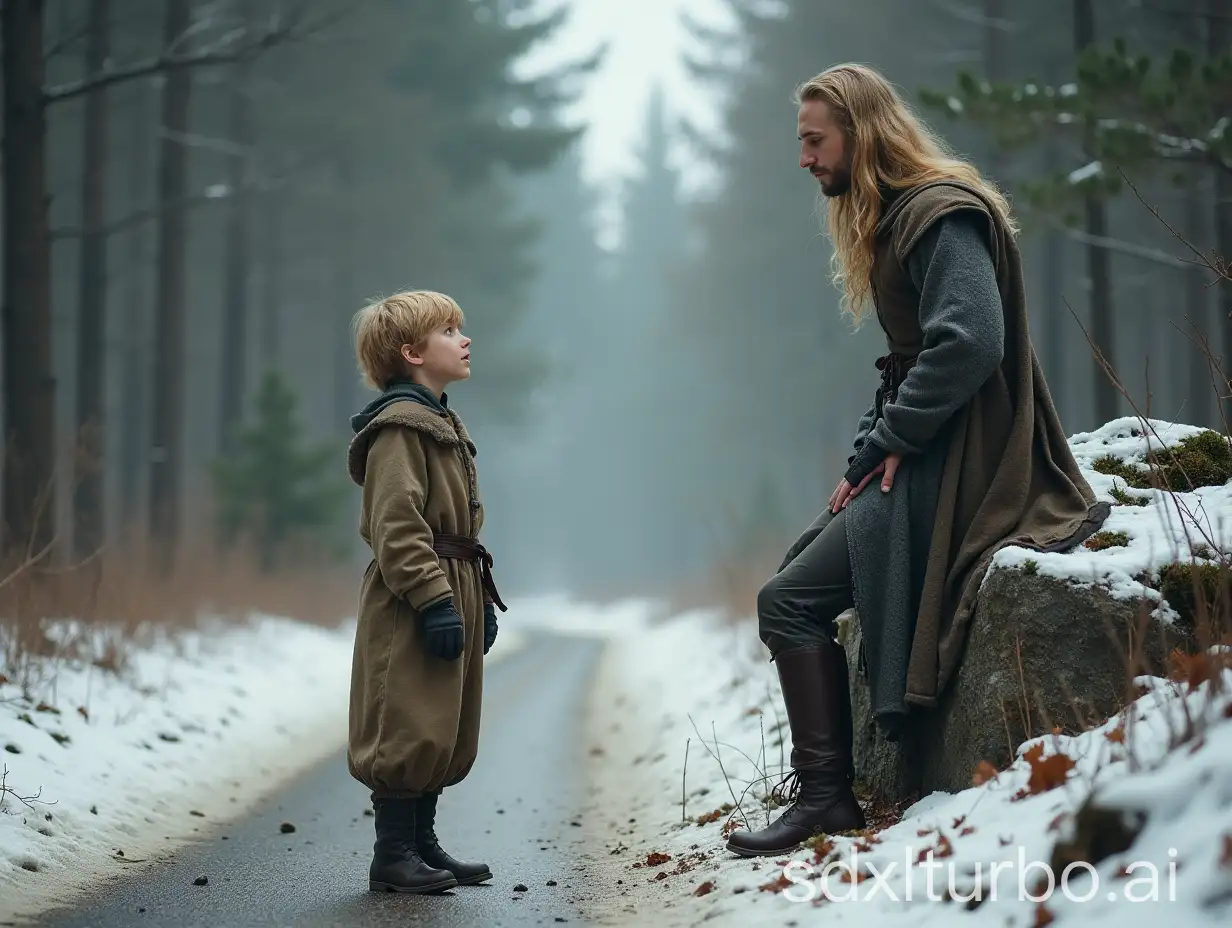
[
  {"left": 839, "top": 567, "right": 1184, "bottom": 803},
  {"left": 280, "top": 822, "right": 296, "bottom": 834},
  {"left": 193, "top": 875, "right": 208, "bottom": 886}
]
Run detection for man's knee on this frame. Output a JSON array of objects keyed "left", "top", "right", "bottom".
[{"left": 756, "top": 575, "right": 789, "bottom": 645}]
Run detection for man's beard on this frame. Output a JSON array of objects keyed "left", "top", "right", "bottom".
[{"left": 819, "top": 165, "right": 851, "bottom": 198}]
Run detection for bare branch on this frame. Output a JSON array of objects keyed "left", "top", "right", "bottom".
[
  {"left": 52, "top": 187, "right": 234, "bottom": 242},
  {"left": 43, "top": 20, "right": 90, "bottom": 61},
  {"left": 1118, "top": 168, "right": 1232, "bottom": 284},
  {"left": 1031, "top": 210, "right": 1202, "bottom": 271},
  {"left": 931, "top": 0, "right": 1020, "bottom": 31},
  {"left": 43, "top": 3, "right": 347, "bottom": 105}
]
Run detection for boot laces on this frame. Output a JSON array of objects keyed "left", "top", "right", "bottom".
[{"left": 770, "top": 770, "right": 802, "bottom": 807}]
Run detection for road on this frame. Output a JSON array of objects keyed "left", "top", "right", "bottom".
[{"left": 34, "top": 633, "right": 609, "bottom": 928}]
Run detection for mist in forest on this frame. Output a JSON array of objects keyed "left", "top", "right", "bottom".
[{"left": 1, "top": 0, "right": 1228, "bottom": 610}]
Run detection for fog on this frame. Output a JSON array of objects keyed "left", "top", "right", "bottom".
[{"left": 2, "top": 0, "right": 1227, "bottom": 610}]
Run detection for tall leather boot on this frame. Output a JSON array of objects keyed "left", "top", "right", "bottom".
[
  {"left": 368, "top": 798, "right": 458, "bottom": 893},
  {"left": 415, "top": 791, "right": 493, "bottom": 885},
  {"left": 726, "top": 642, "right": 865, "bottom": 858}
]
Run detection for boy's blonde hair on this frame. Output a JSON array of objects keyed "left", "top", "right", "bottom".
[{"left": 352, "top": 290, "right": 465, "bottom": 390}]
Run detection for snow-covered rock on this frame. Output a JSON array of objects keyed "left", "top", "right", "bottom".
[{"left": 848, "top": 417, "right": 1228, "bottom": 801}]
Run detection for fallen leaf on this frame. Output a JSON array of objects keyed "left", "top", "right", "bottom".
[
  {"left": 971, "top": 761, "right": 999, "bottom": 786},
  {"left": 759, "top": 873, "right": 792, "bottom": 893},
  {"left": 1034, "top": 903, "right": 1055, "bottom": 926},
  {"left": 1220, "top": 834, "right": 1232, "bottom": 870},
  {"left": 1105, "top": 722, "right": 1126, "bottom": 744},
  {"left": 1019, "top": 744, "right": 1076, "bottom": 796},
  {"left": 1167, "top": 649, "right": 1212, "bottom": 690},
  {"left": 959, "top": 826, "right": 976, "bottom": 837},
  {"left": 76, "top": 706, "right": 89, "bottom": 722},
  {"left": 952, "top": 815, "right": 966, "bottom": 828},
  {"left": 644, "top": 852, "right": 671, "bottom": 867},
  {"left": 695, "top": 809, "right": 723, "bottom": 826}
]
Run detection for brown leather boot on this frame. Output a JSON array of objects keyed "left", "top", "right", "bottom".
[{"left": 725, "top": 642, "right": 865, "bottom": 857}]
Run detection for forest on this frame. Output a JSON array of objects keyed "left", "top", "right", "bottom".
[{"left": 0, "top": 0, "right": 1228, "bottom": 618}]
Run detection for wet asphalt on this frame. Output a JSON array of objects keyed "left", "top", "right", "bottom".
[{"left": 32, "top": 633, "right": 607, "bottom": 928}]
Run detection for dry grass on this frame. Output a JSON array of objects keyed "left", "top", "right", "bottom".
[
  {"left": 0, "top": 530, "right": 354, "bottom": 685},
  {"left": 665, "top": 547, "right": 782, "bottom": 625}
]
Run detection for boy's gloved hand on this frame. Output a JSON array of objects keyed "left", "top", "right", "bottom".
[
  {"left": 420, "top": 599, "right": 464, "bottom": 661},
  {"left": 483, "top": 602, "right": 498, "bottom": 655}
]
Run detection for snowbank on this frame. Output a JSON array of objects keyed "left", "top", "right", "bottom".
[
  {"left": 584, "top": 610, "right": 1232, "bottom": 926},
  {"left": 992, "top": 417, "right": 1232, "bottom": 617}
]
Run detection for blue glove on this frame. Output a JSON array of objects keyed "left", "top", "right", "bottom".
[
  {"left": 483, "top": 602, "right": 498, "bottom": 655},
  {"left": 420, "top": 599, "right": 464, "bottom": 661}
]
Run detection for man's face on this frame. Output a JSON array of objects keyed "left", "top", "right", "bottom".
[
  {"left": 798, "top": 99, "right": 851, "bottom": 197},
  {"left": 404, "top": 323, "right": 471, "bottom": 386}
]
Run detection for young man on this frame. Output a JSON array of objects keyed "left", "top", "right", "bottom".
[
  {"left": 346, "top": 290, "right": 506, "bottom": 892},
  {"left": 725, "top": 65, "right": 1107, "bottom": 858}
]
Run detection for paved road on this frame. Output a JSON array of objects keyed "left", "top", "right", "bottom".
[{"left": 35, "top": 633, "right": 606, "bottom": 928}]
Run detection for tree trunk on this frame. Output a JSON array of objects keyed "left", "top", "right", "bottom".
[
  {"left": 74, "top": 0, "right": 113, "bottom": 560},
  {"left": 982, "top": 0, "right": 1007, "bottom": 181},
  {"left": 1210, "top": 0, "right": 1232, "bottom": 421},
  {"left": 1, "top": 0, "right": 55, "bottom": 558},
  {"left": 260, "top": 160, "right": 282, "bottom": 368},
  {"left": 218, "top": 33, "right": 254, "bottom": 455},
  {"left": 148, "top": 0, "right": 193, "bottom": 572},
  {"left": 1074, "top": 0, "right": 1118, "bottom": 426},
  {"left": 1042, "top": 141, "right": 1067, "bottom": 419},
  {"left": 1184, "top": 182, "right": 1214, "bottom": 428},
  {"left": 120, "top": 82, "right": 151, "bottom": 530},
  {"left": 332, "top": 154, "right": 357, "bottom": 436}
]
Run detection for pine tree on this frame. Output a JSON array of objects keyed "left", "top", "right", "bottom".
[{"left": 211, "top": 370, "right": 348, "bottom": 572}]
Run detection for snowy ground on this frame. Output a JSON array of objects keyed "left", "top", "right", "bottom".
[
  {"left": 584, "top": 609, "right": 1231, "bottom": 927},
  {"left": 0, "top": 610, "right": 530, "bottom": 923},
  {"left": 581, "top": 417, "right": 1232, "bottom": 926}
]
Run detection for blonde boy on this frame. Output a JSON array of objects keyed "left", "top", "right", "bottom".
[{"left": 346, "top": 290, "right": 504, "bottom": 894}]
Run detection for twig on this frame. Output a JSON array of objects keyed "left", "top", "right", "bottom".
[
  {"left": 681, "top": 737, "right": 690, "bottom": 822},
  {"left": 44, "top": 3, "right": 359, "bottom": 105},
  {"left": 0, "top": 765, "right": 51, "bottom": 814},
  {"left": 1118, "top": 168, "right": 1231, "bottom": 284},
  {"left": 685, "top": 714, "right": 743, "bottom": 820}
]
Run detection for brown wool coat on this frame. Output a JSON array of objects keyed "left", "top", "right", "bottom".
[
  {"left": 870, "top": 180, "right": 1108, "bottom": 710},
  {"left": 345, "top": 400, "right": 487, "bottom": 799}
]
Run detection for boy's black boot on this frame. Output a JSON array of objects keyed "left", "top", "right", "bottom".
[
  {"left": 415, "top": 791, "right": 493, "bottom": 885},
  {"left": 369, "top": 798, "right": 458, "bottom": 893},
  {"left": 725, "top": 643, "right": 865, "bottom": 858}
]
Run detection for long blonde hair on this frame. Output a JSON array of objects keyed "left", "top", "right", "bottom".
[{"left": 795, "top": 64, "right": 1017, "bottom": 325}]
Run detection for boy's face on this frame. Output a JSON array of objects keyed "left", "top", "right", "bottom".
[{"left": 401, "top": 323, "right": 471, "bottom": 388}]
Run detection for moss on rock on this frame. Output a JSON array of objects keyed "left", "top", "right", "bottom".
[
  {"left": 1092, "top": 430, "right": 1232, "bottom": 492},
  {"left": 1157, "top": 562, "right": 1232, "bottom": 634},
  {"left": 1083, "top": 530, "right": 1130, "bottom": 551}
]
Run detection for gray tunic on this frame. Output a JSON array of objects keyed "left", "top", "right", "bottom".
[{"left": 843, "top": 210, "right": 1005, "bottom": 734}]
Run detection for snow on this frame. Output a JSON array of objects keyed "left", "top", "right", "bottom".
[
  {"left": 990, "top": 417, "right": 1232, "bottom": 619},
  {"left": 585, "top": 609, "right": 1232, "bottom": 926},
  {"left": 0, "top": 608, "right": 530, "bottom": 922},
  {"left": 1068, "top": 160, "right": 1105, "bottom": 185}
]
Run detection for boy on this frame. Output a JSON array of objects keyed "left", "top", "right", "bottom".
[{"left": 346, "top": 290, "right": 506, "bottom": 893}]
